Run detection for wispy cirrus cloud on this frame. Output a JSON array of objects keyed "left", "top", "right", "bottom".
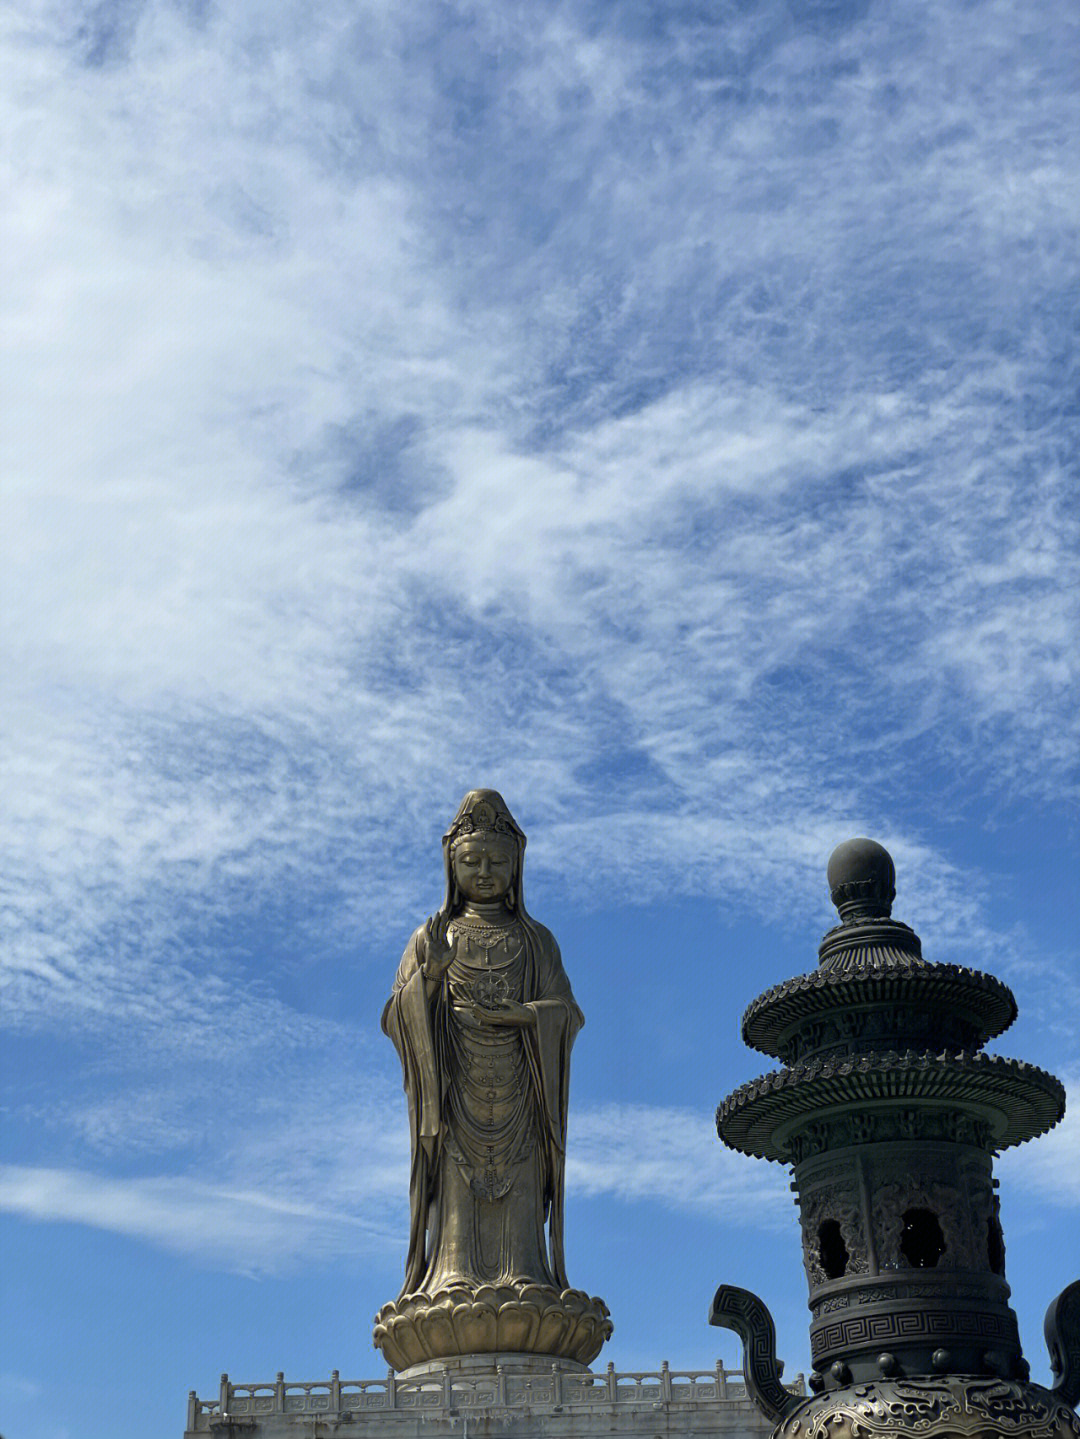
[
  {"left": 568, "top": 1103, "right": 790, "bottom": 1223},
  {"left": 3, "top": 1088, "right": 1073, "bottom": 1277},
  {"left": 2, "top": 0, "right": 1077, "bottom": 1117},
  {"left": 1, "top": 1063, "right": 411, "bottom": 1273},
  {"left": 3, "top": 12, "right": 1077, "bottom": 1436},
  {"left": 0, "top": 1163, "right": 391, "bottom": 1273},
  {"left": 996, "top": 1074, "right": 1080, "bottom": 1212},
  {"left": 0, "top": 1099, "right": 793, "bottom": 1273}
]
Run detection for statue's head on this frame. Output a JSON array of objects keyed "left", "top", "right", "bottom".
[{"left": 442, "top": 790, "right": 527, "bottom": 914}]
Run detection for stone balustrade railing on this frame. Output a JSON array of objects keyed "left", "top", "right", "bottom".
[{"left": 187, "top": 1363, "right": 806, "bottom": 1430}]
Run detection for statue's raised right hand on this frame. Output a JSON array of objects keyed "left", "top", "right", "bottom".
[{"left": 419, "top": 913, "right": 458, "bottom": 980}]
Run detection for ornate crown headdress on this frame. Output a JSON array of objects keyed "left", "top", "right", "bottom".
[{"left": 447, "top": 797, "right": 518, "bottom": 846}]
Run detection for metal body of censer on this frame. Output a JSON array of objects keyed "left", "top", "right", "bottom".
[{"left": 711, "top": 837, "right": 1079, "bottom": 1439}]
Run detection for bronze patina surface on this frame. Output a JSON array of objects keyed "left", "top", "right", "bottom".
[
  {"left": 373, "top": 790, "right": 611, "bottom": 1371},
  {"left": 710, "top": 838, "right": 1079, "bottom": 1439}
]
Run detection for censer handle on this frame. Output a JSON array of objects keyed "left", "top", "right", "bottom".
[
  {"left": 1046, "top": 1280, "right": 1080, "bottom": 1410},
  {"left": 709, "top": 1284, "right": 801, "bottom": 1423}
]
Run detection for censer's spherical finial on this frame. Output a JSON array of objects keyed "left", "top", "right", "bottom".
[{"left": 827, "top": 836, "right": 896, "bottom": 921}]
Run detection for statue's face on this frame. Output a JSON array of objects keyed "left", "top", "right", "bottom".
[{"left": 452, "top": 836, "right": 514, "bottom": 903}]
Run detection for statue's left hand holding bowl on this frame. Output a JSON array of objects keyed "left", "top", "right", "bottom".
[{"left": 455, "top": 998, "right": 536, "bottom": 1029}]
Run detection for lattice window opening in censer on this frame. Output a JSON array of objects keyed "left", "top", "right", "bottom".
[
  {"left": 900, "top": 1207, "right": 947, "bottom": 1269},
  {"left": 817, "top": 1219, "right": 850, "bottom": 1280}
]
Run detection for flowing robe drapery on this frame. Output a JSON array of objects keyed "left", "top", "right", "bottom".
[{"left": 382, "top": 915, "right": 583, "bottom": 1298}]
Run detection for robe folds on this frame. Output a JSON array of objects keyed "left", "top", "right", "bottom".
[{"left": 382, "top": 914, "right": 583, "bottom": 1299}]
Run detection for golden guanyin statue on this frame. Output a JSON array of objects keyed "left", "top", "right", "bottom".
[{"left": 373, "top": 790, "right": 611, "bottom": 1373}]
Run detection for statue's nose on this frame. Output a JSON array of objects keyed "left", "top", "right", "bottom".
[{"left": 479, "top": 856, "right": 491, "bottom": 875}]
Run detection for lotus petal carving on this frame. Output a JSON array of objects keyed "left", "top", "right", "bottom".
[{"left": 373, "top": 1283, "right": 612, "bottom": 1371}]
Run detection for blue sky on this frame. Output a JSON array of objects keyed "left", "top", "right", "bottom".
[{"left": 2, "top": 1, "right": 1079, "bottom": 1436}]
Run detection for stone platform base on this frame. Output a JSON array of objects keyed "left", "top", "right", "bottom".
[{"left": 397, "top": 1350, "right": 589, "bottom": 1381}]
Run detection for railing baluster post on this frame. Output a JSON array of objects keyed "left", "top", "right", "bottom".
[
  {"left": 275, "top": 1372, "right": 285, "bottom": 1414},
  {"left": 219, "top": 1374, "right": 230, "bottom": 1415},
  {"left": 387, "top": 1367, "right": 397, "bottom": 1410}
]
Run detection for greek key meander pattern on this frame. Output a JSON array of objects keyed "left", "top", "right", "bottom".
[
  {"left": 811, "top": 1308, "right": 1016, "bottom": 1357},
  {"left": 710, "top": 1285, "right": 793, "bottom": 1422}
]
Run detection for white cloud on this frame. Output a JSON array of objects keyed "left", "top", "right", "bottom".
[
  {"left": 568, "top": 1104, "right": 791, "bottom": 1224},
  {"left": 1, "top": 0, "right": 1077, "bottom": 1122},
  {"left": 0, "top": 1163, "right": 388, "bottom": 1273},
  {"left": 997, "top": 1077, "right": 1080, "bottom": 1210},
  {"left": 1, "top": 12, "right": 1076, "bottom": 1437},
  {"left": 0, "top": 1372, "right": 42, "bottom": 1402},
  {"left": 21, "top": 1088, "right": 1067, "bottom": 1282},
  {"left": 0, "top": 1099, "right": 795, "bottom": 1272}
]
